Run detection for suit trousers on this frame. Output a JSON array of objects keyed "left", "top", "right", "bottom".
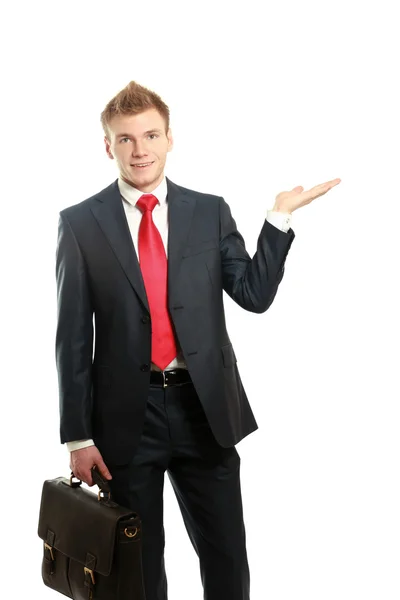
[{"left": 108, "top": 381, "right": 250, "bottom": 600}]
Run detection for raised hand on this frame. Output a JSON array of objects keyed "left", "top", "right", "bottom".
[{"left": 273, "top": 178, "right": 341, "bottom": 214}]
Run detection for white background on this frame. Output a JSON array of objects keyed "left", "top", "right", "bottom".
[{"left": 1, "top": 0, "right": 399, "bottom": 598}]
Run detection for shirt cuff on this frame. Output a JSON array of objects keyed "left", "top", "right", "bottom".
[
  {"left": 266, "top": 210, "right": 292, "bottom": 233},
  {"left": 66, "top": 439, "right": 95, "bottom": 452}
]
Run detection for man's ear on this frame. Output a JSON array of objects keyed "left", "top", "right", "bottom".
[
  {"left": 104, "top": 136, "right": 114, "bottom": 159},
  {"left": 167, "top": 128, "right": 173, "bottom": 152}
]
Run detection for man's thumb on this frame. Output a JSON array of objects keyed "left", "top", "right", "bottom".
[{"left": 96, "top": 460, "right": 112, "bottom": 480}]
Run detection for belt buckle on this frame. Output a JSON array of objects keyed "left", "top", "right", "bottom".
[{"left": 162, "top": 371, "right": 167, "bottom": 388}]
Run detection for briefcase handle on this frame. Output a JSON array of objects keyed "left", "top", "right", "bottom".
[
  {"left": 69, "top": 466, "right": 112, "bottom": 502},
  {"left": 90, "top": 466, "right": 111, "bottom": 494}
]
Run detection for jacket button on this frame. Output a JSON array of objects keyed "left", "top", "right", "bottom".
[
  {"left": 141, "top": 315, "right": 150, "bottom": 324},
  {"left": 140, "top": 364, "right": 150, "bottom": 372}
]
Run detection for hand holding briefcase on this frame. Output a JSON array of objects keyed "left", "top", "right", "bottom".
[{"left": 38, "top": 466, "right": 146, "bottom": 599}]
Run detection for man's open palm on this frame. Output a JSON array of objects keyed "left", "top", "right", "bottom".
[{"left": 274, "top": 178, "right": 341, "bottom": 214}]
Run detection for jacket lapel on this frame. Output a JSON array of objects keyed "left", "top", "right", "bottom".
[
  {"left": 90, "top": 179, "right": 149, "bottom": 312},
  {"left": 90, "top": 178, "right": 197, "bottom": 312},
  {"left": 166, "top": 178, "right": 196, "bottom": 304}
]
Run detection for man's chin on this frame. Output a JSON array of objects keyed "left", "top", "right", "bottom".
[{"left": 124, "top": 171, "right": 162, "bottom": 192}]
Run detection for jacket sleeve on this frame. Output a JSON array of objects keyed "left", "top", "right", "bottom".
[
  {"left": 219, "top": 196, "right": 295, "bottom": 313},
  {"left": 55, "top": 212, "right": 94, "bottom": 443}
]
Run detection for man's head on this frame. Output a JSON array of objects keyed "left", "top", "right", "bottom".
[{"left": 101, "top": 81, "right": 173, "bottom": 193}]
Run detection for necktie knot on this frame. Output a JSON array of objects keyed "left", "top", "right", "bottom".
[{"left": 137, "top": 194, "right": 158, "bottom": 213}]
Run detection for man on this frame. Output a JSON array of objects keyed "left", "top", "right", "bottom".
[{"left": 55, "top": 80, "right": 340, "bottom": 600}]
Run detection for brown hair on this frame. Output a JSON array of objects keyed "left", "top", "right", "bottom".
[{"left": 100, "top": 81, "right": 170, "bottom": 138}]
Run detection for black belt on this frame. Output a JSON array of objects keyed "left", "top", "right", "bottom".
[{"left": 150, "top": 368, "right": 192, "bottom": 388}]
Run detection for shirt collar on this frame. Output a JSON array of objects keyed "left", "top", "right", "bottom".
[{"left": 118, "top": 176, "right": 168, "bottom": 208}]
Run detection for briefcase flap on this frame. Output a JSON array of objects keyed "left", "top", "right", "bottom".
[{"left": 38, "top": 477, "right": 138, "bottom": 576}]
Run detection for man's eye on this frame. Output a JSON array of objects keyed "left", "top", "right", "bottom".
[{"left": 148, "top": 134, "right": 158, "bottom": 140}]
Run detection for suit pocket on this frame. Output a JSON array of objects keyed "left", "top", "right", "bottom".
[
  {"left": 182, "top": 239, "right": 218, "bottom": 257},
  {"left": 221, "top": 343, "right": 237, "bottom": 368}
]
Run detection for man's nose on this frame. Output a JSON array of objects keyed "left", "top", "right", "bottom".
[{"left": 132, "top": 142, "right": 147, "bottom": 156}]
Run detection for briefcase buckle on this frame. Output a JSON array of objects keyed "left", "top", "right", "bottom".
[
  {"left": 84, "top": 567, "right": 95, "bottom": 585},
  {"left": 98, "top": 490, "right": 111, "bottom": 502},
  {"left": 44, "top": 543, "right": 55, "bottom": 561}
]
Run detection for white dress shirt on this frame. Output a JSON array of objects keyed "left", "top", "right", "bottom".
[{"left": 66, "top": 177, "right": 292, "bottom": 452}]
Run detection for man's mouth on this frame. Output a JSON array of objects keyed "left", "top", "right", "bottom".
[{"left": 131, "top": 162, "right": 154, "bottom": 169}]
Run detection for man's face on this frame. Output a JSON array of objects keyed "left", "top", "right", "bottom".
[{"left": 104, "top": 108, "right": 173, "bottom": 192}]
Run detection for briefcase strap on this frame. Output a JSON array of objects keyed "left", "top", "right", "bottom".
[
  {"left": 80, "top": 532, "right": 146, "bottom": 600},
  {"left": 83, "top": 553, "right": 97, "bottom": 600},
  {"left": 43, "top": 530, "right": 56, "bottom": 577},
  {"left": 117, "top": 524, "right": 146, "bottom": 600}
]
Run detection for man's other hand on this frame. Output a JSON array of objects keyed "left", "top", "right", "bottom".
[
  {"left": 69, "top": 445, "right": 112, "bottom": 486},
  {"left": 273, "top": 178, "right": 341, "bottom": 214}
]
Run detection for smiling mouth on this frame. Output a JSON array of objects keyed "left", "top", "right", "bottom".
[{"left": 131, "top": 162, "right": 154, "bottom": 168}]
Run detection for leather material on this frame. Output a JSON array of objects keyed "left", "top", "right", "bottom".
[
  {"left": 150, "top": 368, "right": 192, "bottom": 387},
  {"left": 37, "top": 469, "right": 146, "bottom": 599}
]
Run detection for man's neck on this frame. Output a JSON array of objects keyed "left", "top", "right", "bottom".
[{"left": 120, "top": 174, "right": 165, "bottom": 194}]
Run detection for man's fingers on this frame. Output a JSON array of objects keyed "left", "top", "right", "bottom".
[
  {"left": 96, "top": 459, "right": 113, "bottom": 481},
  {"left": 315, "top": 178, "right": 341, "bottom": 189},
  {"left": 72, "top": 469, "right": 94, "bottom": 486},
  {"left": 301, "top": 178, "right": 341, "bottom": 202},
  {"left": 85, "top": 471, "right": 94, "bottom": 486},
  {"left": 293, "top": 179, "right": 339, "bottom": 195},
  {"left": 69, "top": 446, "right": 112, "bottom": 485},
  {"left": 309, "top": 178, "right": 341, "bottom": 195},
  {"left": 274, "top": 178, "right": 340, "bottom": 211}
]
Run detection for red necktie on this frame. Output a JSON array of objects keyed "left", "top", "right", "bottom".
[{"left": 136, "top": 194, "right": 177, "bottom": 370}]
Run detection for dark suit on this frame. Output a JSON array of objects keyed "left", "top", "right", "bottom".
[{"left": 55, "top": 177, "right": 295, "bottom": 599}]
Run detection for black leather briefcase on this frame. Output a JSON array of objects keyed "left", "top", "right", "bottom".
[{"left": 38, "top": 467, "right": 146, "bottom": 599}]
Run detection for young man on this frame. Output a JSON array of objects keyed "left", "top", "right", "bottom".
[{"left": 56, "top": 81, "right": 340, "bottom": 600}]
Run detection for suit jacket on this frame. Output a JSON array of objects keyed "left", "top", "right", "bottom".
[{"left": 55, "top": 177, "right": 295, "bottom": 465}]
